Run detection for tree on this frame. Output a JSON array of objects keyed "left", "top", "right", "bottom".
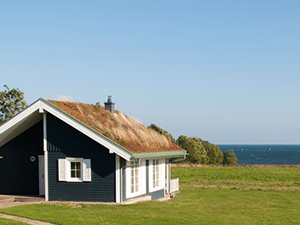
[
  {"left": 223, "top": 150, "right": 238, "bottom": 166},
  {"left": 177, "top": 135, "right": 208, "bottom": 164},
  {"left": 148, "top": 124, "right": 176, "bottom": 143},
  {"left": 0, "top": 85, "right": 27, "bottom": 124},
  {"left": 203, "top": 141, "right": 224, "bottom": 164}
]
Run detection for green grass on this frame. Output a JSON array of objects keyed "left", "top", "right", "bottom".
[
  {"left": 0, "top": 218, "right": 25, "bottom": 225},
  {"left": 0, "top": 166, "right": 299, "bottom": 225},
  {"left": 173, "top": 165, "right": 300, "bottom": 191}
]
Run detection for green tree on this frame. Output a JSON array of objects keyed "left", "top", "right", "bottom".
[
  {"left": 203, "top": 141, "right": 224, "bottom": 164},
  {"left": 223, "top": 150, "right": 238, "bottom": 166},
  {"left": 177, "top": 135, "right": 208, "bottom": 164},
  {"left": 0, "top": 85, "right": 27, "bottom": 124},
  {"left": 148, "top": 124, "right": 176, "bottom": 143}
]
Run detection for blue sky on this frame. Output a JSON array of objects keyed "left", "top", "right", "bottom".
[{"left": 1, "top": 1, "right": 300, "bottom": 144}]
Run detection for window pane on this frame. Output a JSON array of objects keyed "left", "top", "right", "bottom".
[
  {"left": 135, "top": 167, "right": 139, "bottom": 176},
  {"left": 76, "top": 162, "right": 81, "bottom": 170},
  {"left": 130, "top": 164, "right": 139, "bottom": 193},
  {"left": 70, "top": 161, "right": 81, "bottom": 178},
  {"left": 152, "top": 160, "right": 160, "bottom": 188}
]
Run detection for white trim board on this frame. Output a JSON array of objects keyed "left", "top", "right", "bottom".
[
  {"left": 43, "top": 113, "right": 49, "bottom": 201},
  {"left": 0, "top": 99, "right": 132, "bottom": 161},
  {"left": 115, "top": 155, "right": 121, "bottom": 203}
]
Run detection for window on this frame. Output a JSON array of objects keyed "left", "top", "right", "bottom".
[
  {"left": 149, "top": 159, "right": 165, "bottom": 192},
  {"left": 71, "top": 161, "right": 81, "bottom": 178},
  {"left": 126, "top": 160, "right": 146, "bottom": 199},
  {"left": 130, "top": 161, "right": 139, "bottom": 193},
  {"left": 152, "top": 159, "right": 160, "bottom": 188},
  {"left": 58, "top": 158, "right": 91, "bottom": 182}
]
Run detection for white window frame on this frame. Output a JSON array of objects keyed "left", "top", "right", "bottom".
[
  {"left": 152, "top": 159, "right": 160, "bottom": 188},
  {"left": 149, "top": 159, "right": 165, "bottom": 192},
  {"left": 68, "top": 158, "right": 83, "bottom": 182},
  {"left": 125, "top": 160, "right": 146, "bottom": 199},
  {"left": 130, "top": 161, "right": 139, "bottom": 194},
  {"left": 58, "top": 157, "right": 92, "bottom": 182}
]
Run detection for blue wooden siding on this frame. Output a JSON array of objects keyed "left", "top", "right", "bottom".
[
  {"left": 0, "top": 121, "right": 43, "bottom": 195},
  {"left": 46, "top": 114, "right": 116, "bottom": 202}
]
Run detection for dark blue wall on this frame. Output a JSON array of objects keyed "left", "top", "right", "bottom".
[
  {"left": 0, "top": 121, "right": 43, "bottom": 195},
  {"left": 47, "top": 114, "right": 116, "bottom": 202}
]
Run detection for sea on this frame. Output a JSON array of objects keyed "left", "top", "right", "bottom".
[{"left": 218, "top": 145, "right": 300, "bottom": 165}]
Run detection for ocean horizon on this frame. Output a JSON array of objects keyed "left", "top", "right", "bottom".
[{"left": 218, "top": 144, "right": 300, "bottom": 165}]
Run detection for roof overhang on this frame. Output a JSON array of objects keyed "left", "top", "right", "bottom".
[
  {"left": 131, "top": 150, "right": 187, "bottom": 160},
  {"left": 0, "top": 99, "right": 44, "bottom": 147},
  {"left": 0, "top": 99, "right": 132, "bottom": 161}
]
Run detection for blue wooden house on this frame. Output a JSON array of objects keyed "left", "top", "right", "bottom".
[{"left": 0, "top": 97, "right": 185, "bottom": 203}]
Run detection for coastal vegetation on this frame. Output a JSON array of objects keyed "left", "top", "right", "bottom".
[
  {"left": 1, "top": 166, "right": 299, "bottom": 225},
  {"left": 223, "top": 150, "right": 238, "bottom": 165},
  {"left": 149, "top": 124, "right": 237, "bottom": 165}
]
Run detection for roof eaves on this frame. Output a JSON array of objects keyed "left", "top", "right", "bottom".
[{"left": 131, "top": 150, "right": 186, "bottom": 160}]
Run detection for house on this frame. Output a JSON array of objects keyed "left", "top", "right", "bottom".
[{"left": 0, "top": 97, "right": 186, "bottom": 203}]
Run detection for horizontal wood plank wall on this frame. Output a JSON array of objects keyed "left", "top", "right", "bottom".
[
  {"left": 0, "top": 121, "right": 43, "bottom": 195},
  {"left": 47, "top": 114, "right": 115, "bottom": 202}
]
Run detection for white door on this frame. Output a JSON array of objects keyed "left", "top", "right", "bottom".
[{"left": 39, "top": 155, "right": 45, "bottom": 196}]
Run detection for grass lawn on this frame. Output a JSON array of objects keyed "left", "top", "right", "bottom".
[
  {"left": 0, "top": 218, "right": 25, "bottom": 225},
  {"left": 0, "top": 166, "right": 299, "bottom": 225},
  {"left": 173, "top": 165, "right": 300, "bottom": 191}
]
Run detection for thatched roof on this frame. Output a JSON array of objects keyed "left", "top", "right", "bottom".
[{"left": 47, "top": 100, "right": 182, "bottom": 153}]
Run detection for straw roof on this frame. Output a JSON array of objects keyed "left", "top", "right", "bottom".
[{"left": 47, "top": 100, "right": 182, "bottom": 153}]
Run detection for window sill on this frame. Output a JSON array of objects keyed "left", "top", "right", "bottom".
[{"left": 66, "top": 178, "right": 83, "bottom": 182}]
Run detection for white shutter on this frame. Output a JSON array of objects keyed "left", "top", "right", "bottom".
[
  {"left": 58, "top": 159, "right": 66, "bottom": 181},
  {"left": 83, "top": 159, "right": 92, "bottom": 182}
]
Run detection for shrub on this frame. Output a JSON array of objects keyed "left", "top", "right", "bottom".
[{"left": 223, "top": 150, "right": 238, "bottom": 166}]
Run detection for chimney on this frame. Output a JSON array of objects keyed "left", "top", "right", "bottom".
[{"left": 104, "top": 96, "right": 115, "bottom": 113}]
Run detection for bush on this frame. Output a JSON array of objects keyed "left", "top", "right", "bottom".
[
  {"left": 223, "top": 150, "right": 238, "bottom": 166},
  {"left": 177, "top": 135, "right": 208, "bottom": 164},
  {"left": 148, "top": 124, "right": 176, "bottom": 143}
]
